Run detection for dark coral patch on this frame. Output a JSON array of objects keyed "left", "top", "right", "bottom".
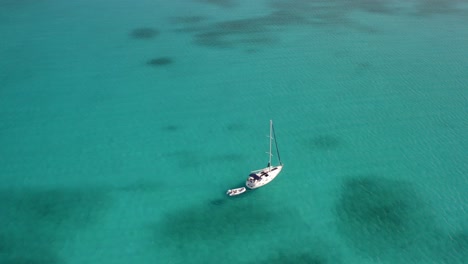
[
  {"left": 174, "top": 0, "right": 468, "bottom": 50},
  {"left": 161, "top": 125, "right": 179, "bottom": 132},
  {"left": 2, "top": 188, "right": 110, "bottom": 227},
  {"left": 130, "top": 27, "right": 159, "bottom": 39},
  {"left": 198, "top": 0, "right": 236, "bottom": 8},
  {"left": 254, "top": 252, "right": 327, "bottom": 264},
  {"left": 115, "top": 181, "right": 162, "bottom": 193},
  {"left": 0, "top": 187, "right": 110, "bottom": 264},
  {"left": 147, "top": 57, "right": 173, "bottom": 66},
  {"left": 245, "top": 48, "right": 259, "bottom": 53},
  {"left": 247, "top": 239, "right": 342, "bottom": 264},
  {"left": 336, "top": 177, "right": 414, "bottom": 240},
  {"left": 357, "top": 62, "right": 371, "bottom": 69},
  {"left": 152, "top": 197, "right": 279, "bottom": 249},
  {"left": 209, "top": 198, "right": 226, "bottom": 206},
  {"left": 0, "top": 251, "right": 62, "bottom": 264},
  {"left": 164, "top": 150, "right": 201, "bottom": 169},
  {"left": 412, "top": 0, "right": 468, "bottom": 16},
  {"left": 169, "top": 15, "right": 208, "bottom": 24},
  {"left": 226, "top": 122, "right": 245, "bottom": 131},
  {"left": 148, "top": 191, "right": 310, "bottom": 263},
  {"left": 335, "top": 175, "right": 442, "bottom": 261},
  {"left": 442, "top": 231, "right": 468, "bottom": 263},
  {"left": 309, "top": 135, "right": 342, "bottom": 150}
]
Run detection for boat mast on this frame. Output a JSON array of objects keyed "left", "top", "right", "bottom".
[
  {"left": 272, "top": 121, "right": 282, "bottom": 166},
  {"left": 268, "top": 119, "right": 273, "bottom": 168}
]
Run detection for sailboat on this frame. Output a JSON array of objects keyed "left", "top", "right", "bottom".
[{"left": 246, "top": 120, "right": 283, "bottom": 189}]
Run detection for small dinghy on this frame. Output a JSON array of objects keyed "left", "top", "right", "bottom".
[{"left": 226, "top": 187, "right": 246, "bottom": 196}]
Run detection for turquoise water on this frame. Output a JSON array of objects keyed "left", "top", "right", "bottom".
[{"left": 1, "top": 0, "right": 467, "bottom": 263}]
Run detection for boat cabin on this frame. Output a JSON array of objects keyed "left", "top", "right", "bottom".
[{"left": 248, "top": 173, "right": 261, "bottom": 181}]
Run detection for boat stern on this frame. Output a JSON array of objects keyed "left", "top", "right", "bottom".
[{"left": 246, "top": 173, "right": 261, "bottom": 189}]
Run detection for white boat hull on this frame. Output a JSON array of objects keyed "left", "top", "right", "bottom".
[
  {"left": 245, "top": 165, "right": 283, "bottom": 189},
  {"left": 226, "top": 187, "right": 246, "bottom": 196}
]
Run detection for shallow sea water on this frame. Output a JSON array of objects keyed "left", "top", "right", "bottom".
[{"left": 0, "top": 1, "right": 467, "bottom": 263}]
